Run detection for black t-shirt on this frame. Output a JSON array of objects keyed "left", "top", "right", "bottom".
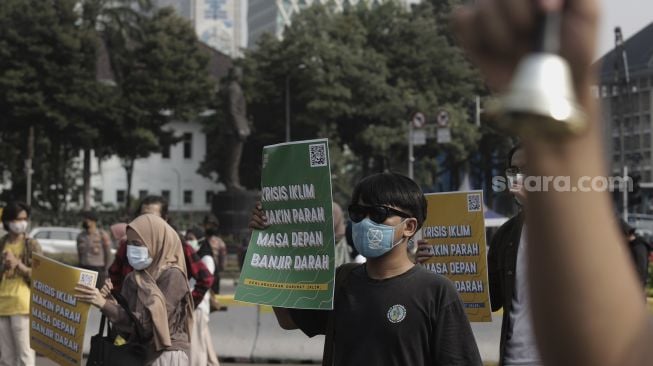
[{"left": 289, "top": 265, "right": 482, "bottom": 366}]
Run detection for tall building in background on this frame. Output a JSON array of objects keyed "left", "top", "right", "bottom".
[
  {"left": 155, "top": 0, "right": 247, "bottom": 57},
  {"left": 247, "top": 0, "right": 420, "bottom": 48},
  {"left": 595, "top": 22, "right": 653, "bottom": 214}
]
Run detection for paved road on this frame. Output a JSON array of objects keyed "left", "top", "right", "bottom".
[{"left": 35, "top": 278, "right": 502, "bottom": 365}]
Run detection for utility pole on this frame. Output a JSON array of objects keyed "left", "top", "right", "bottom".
[{"left": 614, "top": 27, "right": 631, "bottom": 221}]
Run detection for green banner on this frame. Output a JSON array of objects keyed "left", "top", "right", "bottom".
[{"left": 235, "top": 139, "right": 335, "bottom": 309}]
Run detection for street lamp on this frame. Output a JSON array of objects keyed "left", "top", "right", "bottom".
[{"left": 285, "top": 64, "right": 306, "bottom": 142}]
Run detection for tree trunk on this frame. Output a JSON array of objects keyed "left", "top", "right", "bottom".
[
  {"left": 82, "top": 148, "right": 92, "bottom": 211},
  {"left": 123, "top": 158, "right": 135, "bottom": 211},
  {"left": 25, "top": 126, "right": 34, "bottom": 206}
]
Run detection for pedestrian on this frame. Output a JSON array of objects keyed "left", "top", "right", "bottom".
[
  {"left": 76, "top": 214, "right": 194, "bottom": 365},
  {"left": 619, "top": 220, "right": 652, "bottom": 290},
  {"left": 418, "top": 144, "right": 540, "bottom": 366},
  {"left": 0, "top": 202, "right": 41, "bottom": 366},
  {"left": 108, "top": 196, "right": 213, "bottom": 308},
  {"left": 110, "top": 222, "right": 128, "bottom": 249},
  {"left": 76, "top": 211, "right": 112, "bottom": 289},
  {"left": 188, "top": 226, "right": 220, "bottom": 366},
  {"left": 261, "top": 172, "right": 482, "bottom": 365},
  {"left": 197, "top": 215, "right": 226, "bottom": 295},
  {"left": 454, "top": 0, "right": 653, "bottom": 364},
  {"left": 185, "top": 227, "right": 204, "bottom": 252}
]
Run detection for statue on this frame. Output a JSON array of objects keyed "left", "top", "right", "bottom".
[{"left": 220, "top": 67, "right": 250, "bottom": 191}]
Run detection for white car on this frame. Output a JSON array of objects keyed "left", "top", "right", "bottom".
[{"left": 29, "top": 227, "right": 81, "bottom": 255}]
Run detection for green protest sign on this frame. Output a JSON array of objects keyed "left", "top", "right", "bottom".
[{"left": 235, "top": 139, "right": 335, "bottom": 309}]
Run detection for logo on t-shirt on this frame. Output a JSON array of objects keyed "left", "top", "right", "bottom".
[
  {"left": 367, "top": 229, "right": 383, "bottom": 249},
  {"left": 387, "top": 304, "right": 407, "bottom": 323}
]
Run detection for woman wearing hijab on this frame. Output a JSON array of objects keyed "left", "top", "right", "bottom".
[{"left": 76, "top": 214, "right": 194, "bottom": 366}]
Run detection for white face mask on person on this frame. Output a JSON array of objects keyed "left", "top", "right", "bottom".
[
  {"left": 8, "top": 221, "right": 28, "bottom": 234},
  {"left": 188, "top": 239, "right": 200, "bottom": 251},
  {"left": 127, "top": 245, "right": 153, "bottom": 270}
]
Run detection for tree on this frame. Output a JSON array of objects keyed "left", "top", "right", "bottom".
[
  {"left": 0, "top": 0, "right": 116, "bottom": 213},
  {"left": 106, "top": 7, "right": 212, "bottom": 209},
  {"left": 202, "top": 2, "right": 485, "bottom": 201}
]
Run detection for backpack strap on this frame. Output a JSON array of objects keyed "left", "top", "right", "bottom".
[{"left": 322, "top": 263, "right": 360, "bottom": 366}]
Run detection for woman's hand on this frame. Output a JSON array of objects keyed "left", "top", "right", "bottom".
[
  {"left": 75, "top": 284, "right": 107, "bottom": 308},
  {"left": 3, "top": 251, "right": 19, "bottom": 270}
]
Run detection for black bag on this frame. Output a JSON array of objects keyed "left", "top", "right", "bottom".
[{"left": 87, "top": 295, "right": 147, "bottom": 366}]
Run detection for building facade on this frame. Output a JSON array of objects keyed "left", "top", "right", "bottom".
[
  {"left": 88, "top": 121, "right": 222, "bottom": 212},
  {"left": 247, "top": 0, "right": 420, "bottom": 48},
  {"left": 156, "top": 0, "right": 247, "bottom": 57},
  {"left": 595, "top": 22, "right": 653, "bottom": 213}
]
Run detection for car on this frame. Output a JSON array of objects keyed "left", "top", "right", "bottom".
[{"left": 29, "top": 227, "right": 81, "bottom": 255}]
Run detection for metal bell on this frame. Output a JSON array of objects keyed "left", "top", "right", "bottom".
[{"left": 491, "top": 12, "right": 586, "bottom": 136}]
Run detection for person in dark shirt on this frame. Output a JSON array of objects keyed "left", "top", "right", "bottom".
[
  {"left": 261, "top": 172, "right": 481, "bottom": 366},
  {"left": 619, "top": 220, "right": 652, "bottom": 289}
]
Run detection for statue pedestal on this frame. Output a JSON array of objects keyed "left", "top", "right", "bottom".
[{"left": 212, "top": 189, "right": 259, "bottom": 241}]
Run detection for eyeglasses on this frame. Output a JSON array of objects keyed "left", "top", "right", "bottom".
[
  {"left": 348, "top": 204, "right": 411, "bottom": 224},
  {"left": 505, "top": 167, "right": 526, "bottom": 177}
]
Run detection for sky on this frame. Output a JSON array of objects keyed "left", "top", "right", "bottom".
[{"left": 597, "top": 0, "right": 652, "bottom": 59}]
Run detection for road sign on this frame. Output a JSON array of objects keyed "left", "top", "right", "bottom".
[
  {"left": 412, "top": 112, "right": 426, "bottom": 128},
  {"left": 437, "top": 109, "right": 450, "bottom": 127},
  {"left": 437, "top": 128, "right": 451, "bottom": 143},
  {"left": 411, "top": 130, "right": 427, "bottom": 145}
]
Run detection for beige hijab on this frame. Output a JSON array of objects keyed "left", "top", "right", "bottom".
[{"left": 126, "top": 214, "right": 193, "bottom": 351}]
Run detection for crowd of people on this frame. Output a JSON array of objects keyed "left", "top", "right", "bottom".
[{"left": 1, "top": 0, "right": 652, "bottom": 365}]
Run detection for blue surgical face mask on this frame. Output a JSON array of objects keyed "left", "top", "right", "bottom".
[
  {"left": 352, "top": 218, "right": 406, "bottom": 258},
  {"left": 127, "top": 245, "right": 153, "bottom": 270}
]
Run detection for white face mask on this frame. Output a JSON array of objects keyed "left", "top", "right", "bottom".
[
  {"left": 127, "top": 245, "right": 153, "bottom": 270},
  {"left": 8, "top": 221, "right": 28, "bottom": 234},
  {"left": 188, "top": 239, "right": 200, "bottom": 251}
]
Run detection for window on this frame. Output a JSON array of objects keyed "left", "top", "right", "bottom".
[
  {"left": 161, "top": 190, "right": 171, "bottom": 203},
  {"left": 591, "top": 86, "right": 599, "bottom": 99},
  {"left": 33, "top": 231, "right": 49, "bottom": 239},
  {"left": 138, "top": 190, "right": 148, "bottom": 199},
  {"left": 645, "top": 133, "right": 651, "bottom": 148},
  {"left": 184, "top": 190, "right": 193, "bottom": 205},
  {"left": 94, "top": 189, "right": 103, "bottom": 203},
  {"left": 116, "top": 190, "right": 126, "bottom": 204},
  {"left": 183, "top": 133, "right": 192, "bottom": 159},
  {"left": 162, "top": 144, "right": 170, "bottom": 159},
  {"left": 642, "top": 91, "right": 651, "bottom": 111},
  {"left": 645, "top": 171, "right": 651, "bottom": 182},
  {"left": 50, "top": 231, "right": 70, "bottom": 240},
  {"left": 206, "top": 190, "right": 214, "bottom": 205}
]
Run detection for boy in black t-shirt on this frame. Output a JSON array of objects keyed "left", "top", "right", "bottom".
[{"left": 254, "top": 172, "right": 481, "bottom": 366}]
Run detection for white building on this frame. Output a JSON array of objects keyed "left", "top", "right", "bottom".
[{"left": 89, "top": 121, "right": 222, "bottom": 212}]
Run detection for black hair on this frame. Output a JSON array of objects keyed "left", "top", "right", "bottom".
[
  {"left": 81, "top": 211, "right": 98, "bottom": 222},
  {"left": 186, "top": 226, "right": 205, "bottom": 239},
  {"left": 350, "top": 172, "right": 427, "bottom": 229},
  {"left": 136, "top": 195, "right": 169, "bottom": 220},
  {"left": 203, "top": 214, "right": 220, "bottom": 228},
  {"left": 507, "top": 144, "right": 523, "bottom": 168},
  {"left": 2, "top": 202, "right": 30, "bottom": 231}
]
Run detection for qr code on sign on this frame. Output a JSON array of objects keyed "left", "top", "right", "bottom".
[
  {"left": 467, "top": 193, "right": 482, "bottom": 212},
  {"left": 309, "top": 143, "right": 327, "bottom": 167},
  {"left": 79, "top": 272, "right": 96, "bottom": 287}
]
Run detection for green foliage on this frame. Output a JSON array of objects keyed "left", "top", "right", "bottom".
[
  {"left": 204, "top": 2, "right": 485, "bottom": 199},
  {"left": 0, "top": 0, "right": 212, "bottom": 213}
]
